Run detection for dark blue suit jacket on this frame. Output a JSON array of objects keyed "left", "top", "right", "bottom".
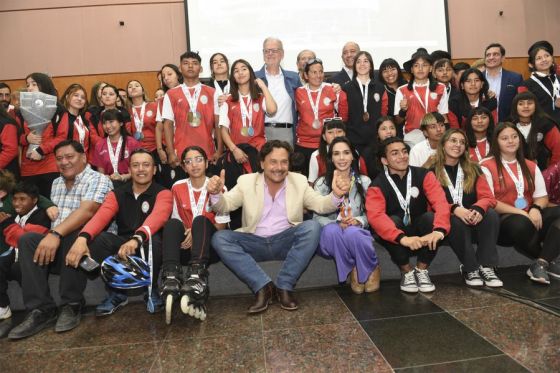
[
  {"left": 255, "top": 66, "right": 301, "bottom": 129},
  {"left": 498, "top": 69, "right": 523, "bottom": 122}
]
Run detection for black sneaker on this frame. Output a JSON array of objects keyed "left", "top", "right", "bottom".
[
  {"left": 8, "top": 308, "right": 57, "bottom": 340},
  {"left": 527, "top": 260, "right": 550, "bottom": 285},
  {"left": 460, "top": 265, "right": 483, "bottom": 287},
  {"left": 479, "top": 266, "right": 503, "bottom": 287},
  {"left": 55, "top": 303, "right": 82, "bottom": 333}
]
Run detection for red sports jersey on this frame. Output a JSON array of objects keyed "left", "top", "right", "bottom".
[
  {"left": 20, "top": 121, "right": 59, "bottom": 177},
  {"left": 480, "top": 157, "right": 541, "bottom": 210},
  {"left": 128, "top": 101, "right": 158, "bottom": 152},
  {"left": 295, "top": 85, "right": 348, "bottom": 149},
  {"left": 395, "top": 82, "right": 448, "bottom": 133},
  {"left": 223, "top": 94, "right": 266, "bottom": 150},
  {"left": 171, "top": 178, "right": 229, "bottom": 228},
  {"left": 162, "top": 84, "right": 216, "bottom": 159}
]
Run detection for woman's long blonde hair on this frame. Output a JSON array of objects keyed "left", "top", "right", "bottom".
[{"left": 429, "top": 128, "right": 481, "bottom": 193}]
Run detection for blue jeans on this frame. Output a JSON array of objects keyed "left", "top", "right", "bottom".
[{"left": 211, "top": 220, "right": 321, "bottom": 292}]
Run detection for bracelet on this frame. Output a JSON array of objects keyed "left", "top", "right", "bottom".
[
  {"left": 49, "top": 229, "right": 63, "bottom": 239},
  {"left": 529, "top": 204, "right": 543, "bottom": 213}
]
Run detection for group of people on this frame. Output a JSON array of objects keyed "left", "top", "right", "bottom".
[{"left": 1, "top": 36, "right": 560, "bottom": 340}]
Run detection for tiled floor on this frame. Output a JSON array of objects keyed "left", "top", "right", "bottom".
[{"left": 1, "top": 265, "right": 559, "bottom": 372}]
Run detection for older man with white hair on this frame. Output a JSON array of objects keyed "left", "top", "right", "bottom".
[{"left": 255, "top": 37, "right": 302, "bottom": 146}]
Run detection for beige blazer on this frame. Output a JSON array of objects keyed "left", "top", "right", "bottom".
[{"left": 212, "top": 172, "right": 339, "bottom": 233}]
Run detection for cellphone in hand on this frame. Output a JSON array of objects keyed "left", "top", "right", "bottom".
[{"left": 79, "top": 255, "right": 100, "bottom": 272}]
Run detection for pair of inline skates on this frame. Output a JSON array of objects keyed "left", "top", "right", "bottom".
[{"left": 160, "top": 263, "right": 209, "bottom": 325}]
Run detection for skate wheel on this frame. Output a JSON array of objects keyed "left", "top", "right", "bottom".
[
  {"left": 199, "top": 311, "right": 207, "bottom": 321},
  {"left": 188, "top": 306, "right": 196, "bottom": 317},
  {"left": 165, "top": 294, "right": 173, "bottom": 325},
  {"left": 180, "top": 295, "right": 190, "bottom": 314}
]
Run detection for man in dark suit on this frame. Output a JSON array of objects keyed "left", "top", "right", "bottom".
[
  {"left": 329, "top": 42, "right": 360, "bottom": 86},
  {"left": 484, "top": 43, "right": 523, "bottom": 121}
]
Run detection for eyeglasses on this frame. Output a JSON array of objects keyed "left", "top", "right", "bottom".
[
  {"left": 448, "top": 137, "right": 466, "bottom": 146},
  {"left": 183, "top": 156, "right": 205, "bottom": 165},
  {"left": 263, "top": 48, "right": 282, "bottom": 55}
]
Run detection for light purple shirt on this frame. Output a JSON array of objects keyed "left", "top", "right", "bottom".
[{"left": 255, "top": 181, "right": 291, "bottom": 237}]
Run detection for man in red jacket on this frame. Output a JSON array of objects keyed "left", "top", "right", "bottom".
[{"left": 366, "top": 137, "right": 451, "bottom": 293}]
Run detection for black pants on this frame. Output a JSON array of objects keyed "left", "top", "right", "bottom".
[
  {"left": 498, "top": 206, "right": 560, "bottom": 262},
  {"left": 378, "top": 212, "right": 439, "bottom": 268},
  {"left": 162, "top": 216, "right": 220, "bottom": 267},
  {"left": 88, "top": 232, "right": 163, "bottom": 296},
  {"left": 445, "top": 209, "right": 500, "bottom": 272},
  {"left": 0, "top": 250, "right": 20, "bottom": 307},
  {"left": 294, "top": 144, "right": 317, "bottom": 178},
  {"left": 18, "top": 231, "right": 76, "bottom": 312},
  {"left": 21, "top": 172, "right": 59, "bottom": 199}
]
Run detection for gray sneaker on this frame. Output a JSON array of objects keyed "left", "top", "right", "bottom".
[
  {"left": 414, "top": 267, "right": 436, "bottom": 293},
  {"left": 546, "top": 261, "right": 560, "bottom": 279},
  {"left": 400, "top": 270, "right": 418, "bottom": 293},
  {"left": 527, "top": 260, "right": 550, "bottom": 285}
]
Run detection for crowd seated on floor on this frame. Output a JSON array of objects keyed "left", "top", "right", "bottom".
[{"left": 1, "top": 37, "right": 560, "bottom": 340}]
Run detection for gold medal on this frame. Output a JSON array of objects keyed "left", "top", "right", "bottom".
[
  {"left": 240, "top": 127, "right": 248, "bottom": 136},
  {"left": 188, "top": 111, "right": 201, "bottom": 127},
  {"left": 362, "top": 112, "right": 370, "bottom": 122}
]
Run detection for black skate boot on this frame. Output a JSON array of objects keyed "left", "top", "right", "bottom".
[
  {"left": 180, "top": 263, "right": 209, "bottom": 321},
  {"left": 160, "top": 263, "right": 182, "bottom": 325}
]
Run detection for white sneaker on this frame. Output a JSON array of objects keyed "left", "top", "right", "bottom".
[
  {"left": 0, "top": 306, "right": 11, "bottom": 320},
  {"left": 415, "top": 267, "right": 436, "bottom": 293},
  {"left": 479, "top": 266, "right": 503, "bottom": 287},
  {"left": 400, "top": 270, "right": 418, "bottom": 293}
]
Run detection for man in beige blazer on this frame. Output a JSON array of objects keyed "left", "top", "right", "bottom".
[{"left": 208, "top": 140, "right": 350, "bottom": 313}]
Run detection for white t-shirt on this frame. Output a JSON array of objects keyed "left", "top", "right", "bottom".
[
  {"left": 409, "top": 139, "right": 436, "bottom": 167},
  {"left": 308, "top": 149, "right": 320, "bottom": 183}
]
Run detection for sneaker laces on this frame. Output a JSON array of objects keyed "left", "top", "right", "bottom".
[
  {"left": 403, "top": 271, "right": 416, "bottom": 285},
  {"left": 466, "top": 271, "right": 481, "bottom": 280},
  {"left": 415, "top": 268, "right": 431, "bottom": 284},
  {"left": 480, "top": 267, "right": 498, "bottom": 280}
]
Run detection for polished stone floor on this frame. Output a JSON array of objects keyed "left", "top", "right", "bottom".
[{"left": 0, "top": 265, "right": 559, "bottom": 372}]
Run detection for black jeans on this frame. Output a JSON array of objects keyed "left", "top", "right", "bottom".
[
  {"left": 0, "top": 250, "right": 20, "bottom": 307},
  {"left": 445, "top": 209, "right": 500, "bottom": 272},
  {"left": 378, "top": 212, "right": 439, "bottom": 268},
  {"left": 18, "top": 231, "right": 77, "bottom": 312},
  {"left": 21, "top": 172, "right": 59, "bottom": 199},
  {"left": 162, "top": 216, "right": 220, "bottom": 267},
  {"left": 498, "top": 206, "right": 560, "bottom": 262}
]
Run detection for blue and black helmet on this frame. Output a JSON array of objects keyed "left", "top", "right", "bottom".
[{"left": 101, "top": 255, "right": 151, "bottom": 289}]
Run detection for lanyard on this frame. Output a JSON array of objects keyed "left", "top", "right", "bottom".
[
  {"left": 187, "top": 177, "right": 208, "bottom": 218},
  {"left": 412, "top": 83, "right": 430, "bottom": 113},
  {"left": 502, "top": 160, "right": 525, "bottom": 198},
  {"left": 385, "top": 167, "right": 412, "bottom": 219},
  {"left": 107, "top": 137, "right": 123, "bottom": 175},
  {"left": 531, "top": 73, "right": 560, "bottom": 110},
  {"left": 239, "top": 94, "right": 253, "bottom": 128},
  {"left": 444, "top": 165, "right": 464, "bottom": 205},
  {"left": 181, "top": 83, "right": 202, "bottom": 113},
  {"left": 140, "top": 226, "right": 155, "bottom": 313},
  {"left": 214, "top": 80, "right": 230, "bottom": 96},
  {"left": 474, "top": 138, "right": 489, "bottom": 161},
  {"left": 73, "top": 115, "right": 87, "bottom": 145},
  {"left": 132, "top": 102, "right": 146, "bottom": 134},
  {"left": 359, "top": 79, "right": 370, "bottom": 113},
  {"left": 305, "top": 83, "right": 324, "bottom": 121}
]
